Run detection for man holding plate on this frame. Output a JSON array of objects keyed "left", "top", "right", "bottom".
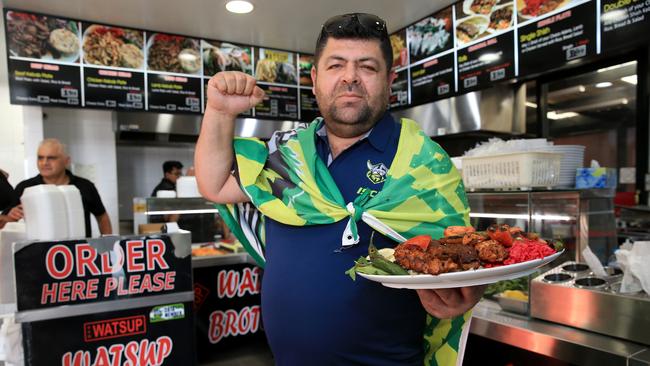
[{"left": 195, "top": 12, "right": 484, "bottom": 366}]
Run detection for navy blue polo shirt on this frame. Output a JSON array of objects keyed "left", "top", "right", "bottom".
[{"left": 262, "top": 113, "right": 426, "bottom": 366}]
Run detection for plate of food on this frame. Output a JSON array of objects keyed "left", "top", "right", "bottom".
[
  {"left": 347, "top": 224, "right": 565, "bottom": 289},
  {"left": 456, "top": 16, "right": 489, "bottom": 46},
  {"left": 517, "top": 0, "right": 572, "bottom": 20},
  {"left": 463, "top": 0, "right": 498, "bottom": 16},
  {"left": 146, "top": 33, "right": 200, "bottom": 74},
  {"left": 83, "top": 24, "right": 144, "bottom": 69},
  {"left": 202, "top": 41, "right": 252, "bottom": 77},
  {"left": 487, "top": 4, "right": 514, "bottom": 32},
  {"left": 6, "top": 11, "right": 80, "bottom": 63}
]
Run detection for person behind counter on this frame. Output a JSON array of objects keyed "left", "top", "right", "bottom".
[
  {"left": 2, "top": 138, "right": 112, "bottom": 237},
  {"left": 195, "top": 12, "right": 483, "bottom": 365},
  {"left": 0, "top": 169, "right": 19, "bottom": 229},
  {"left": 151, "top": 161, "right": 183, "bottom": 197}
]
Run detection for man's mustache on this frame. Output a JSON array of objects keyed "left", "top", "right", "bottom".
[{"left": 333, "top": 82, "right": 366, "bottom": 96}]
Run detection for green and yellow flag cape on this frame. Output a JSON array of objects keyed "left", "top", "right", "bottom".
[{"left": 217, "top": 117, "right": 472, "bottom": 366}]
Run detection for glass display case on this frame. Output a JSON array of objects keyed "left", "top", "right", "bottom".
[
  {"left": 133, "top": 197, "right": 223, "bottom": 244},
  {"left": 467, "top": 189, "right": 617, "bottom": 263},
  {"left": 468, "top": 189, "right": 617, "bottom": 317}
]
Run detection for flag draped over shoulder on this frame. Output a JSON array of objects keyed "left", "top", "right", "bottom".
[{"left": 216, "top": 117, "right": 472, "bottom": 366}]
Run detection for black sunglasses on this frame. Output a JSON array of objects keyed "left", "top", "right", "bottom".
[{"left": 320, "top": 13, "right": 388, "bottom": 38}]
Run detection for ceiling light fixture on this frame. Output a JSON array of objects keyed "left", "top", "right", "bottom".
[
  {"left": 621, "top": 75, "right": 638, "bottom": 85},
  {"left": 547, "top": 111, "right": 579, "bottom": 120},
  {"left": 226, "top": 0, "right": 254, "bottom": 14},
  {"left": 525, "top": 101, "right": 538, "bottom": 108},
  {"left": 597, "top": 60, "right": 636, "bottom": 73},
  {"left": 595, "top": 81, "right": 613, "bottom": 88}
]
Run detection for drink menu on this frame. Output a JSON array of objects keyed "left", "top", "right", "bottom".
[{"left": 5, "top": 1, "right": 650, "bottom": 117}]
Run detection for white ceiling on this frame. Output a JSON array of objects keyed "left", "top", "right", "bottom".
[{"left": 2, "top": 0, "right": 455, "bottom": 54}]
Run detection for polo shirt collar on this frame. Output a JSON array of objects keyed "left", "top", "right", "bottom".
[{"left": 316, "top": 111, "right": 395, "bottom": 153}]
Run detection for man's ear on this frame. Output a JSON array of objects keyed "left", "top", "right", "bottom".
[
  {"left": 387, "top": 70, "right": 397, "bottom": 90},
  {"left": 311, "top": 65, "right": 317, "bottom": 94}
]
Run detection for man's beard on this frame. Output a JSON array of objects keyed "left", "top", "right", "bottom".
[{"left": 319, "top": 83, "right": 388, "bottom": 138}]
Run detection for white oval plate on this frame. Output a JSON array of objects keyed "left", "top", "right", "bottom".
[{"left": 358, "top": 249, "right": 563, "bottom": 289}]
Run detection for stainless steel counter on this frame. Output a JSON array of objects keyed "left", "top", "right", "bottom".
[
  {"left": 191, "top": 252, "right": 255, "bottom": 268},
  {"left": 470, "top": 300, "right": 650, "bottom": 365}
]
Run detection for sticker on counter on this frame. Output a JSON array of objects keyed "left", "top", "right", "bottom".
[
  {"left": 83, "top": 315, "right": 147, "bottom": 342},
  {"left": 150, "top": 303, "right": 186, "bottom": 323}
]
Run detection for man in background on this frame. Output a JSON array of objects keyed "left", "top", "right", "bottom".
[
  {"left": 151, "top": 161, "right": 183, "bottom": 197},
  {"left": 0, "top": 169, "right": 18, "bottom": 229},
  {"left": 2, "top": 138, "right": 112, "bottom": 237}
]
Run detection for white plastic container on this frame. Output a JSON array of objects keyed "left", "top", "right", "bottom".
[
  {"left": 21, "top": 185, "right": 69, "bottom": 241},
  {"left": 57, "top": 185, "right": 85, "bottom": 238},
  {"left": 156, "top": 190, "right": 177, "bottom": 198},
  {"left": 0, "top": 222, "right": 25, "bottom": 308},
  {"left": 176, "top": 176, "right": 201, "bottom": 197},
  {"left": 461, "top": 152, "right": 562, "bottom": 189}
]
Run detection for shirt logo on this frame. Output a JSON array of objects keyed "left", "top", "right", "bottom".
[{"left": 366, "top": 160, "right": 388, "bottom": 184}]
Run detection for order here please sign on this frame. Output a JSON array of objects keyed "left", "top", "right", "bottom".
[{"left": 13, "top": 236, "right": 193, "bottom": 311}]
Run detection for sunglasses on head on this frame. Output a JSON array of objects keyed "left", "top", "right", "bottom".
[{"left": 320, "top": 13, "right": 388, "bottom": 38}]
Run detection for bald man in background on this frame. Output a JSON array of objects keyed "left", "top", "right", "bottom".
[{"left": 3, "top": 138, "right": 112, "bottom": 237}]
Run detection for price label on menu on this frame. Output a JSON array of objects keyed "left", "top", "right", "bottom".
[
  {"left": 410, "top": 52, "right": 455, "bottom": 105},
  {"left": 457, "top": 31, "right": 515, "bottom": 93},
  {"left": 8, "top": 59, "right": 81, "bottom": 106},
  {"left": 254, "top": 84, "right": 298, "bottom": 119},
  {"left": 83, "top": 68, "right": 145, "bottom": 110},
  {"left": 299, "top": 88, "right": 320, "bottom": 122},
  {"left": 147, "top": 74, "right": 202, "bottom": 113},
  {"left": 601, "top": 0, "right": 650, "bottom": 52},
  {"left": 518, "top": 1, "right": 597, "bottom": 78}
]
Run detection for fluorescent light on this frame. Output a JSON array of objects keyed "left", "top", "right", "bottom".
[
  {"left": 621, "top": 75, "right": 637, "bottom": 85},
  {"left": 469, "top": 213, "right": 574, "bottom": 221},
  {"left": 547, "top": 111, "right": 578, "bottom": 120},
  {"left": 548, "top": 85, "right": 585, "bottom": 98},
  {"left": 554, "top": 98, "right": 629, "bottom": 114},
  {"left": 597, "top": 60, "right": 636, "bottom": 73},
  {"left": 525, "top": 101, "right": 538, "bottom": 108},
  {"left": 146, "top": 209, "right": 219, "bottom": 215},
  {"left": 595, "top": 81, "right": 613, "bottom": 88},
  {"left": 226, "top": 0, "right": 254, "bottom": 13}
]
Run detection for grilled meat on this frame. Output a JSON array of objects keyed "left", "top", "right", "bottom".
[
  {"left": 474, "top": 239, "right": 508, "bottom": 263},
  {"left": 394, "top": 240, "right": 479, "bottom": 275},
  {"left": 462, "top": 231, "right": 488, "bottom": 246}
]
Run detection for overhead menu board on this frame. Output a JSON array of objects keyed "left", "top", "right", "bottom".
[
  {"left": 518, "top": 1, "right": 597, "bottom": 77},
  {"left": 5, "top": 2, "right": 650, "bottom": 118},
  {"left": 410, "top": 53, "right": 454, "bottom": 105},
  {"left": 458, "top": 31, "right": 515, "bottom": 92},
  {"left": 4, "top": 8, "right": 314, "bottom": 121},
  {"left": 600, "top": 0, "right": 650, "bottom": 52}
]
